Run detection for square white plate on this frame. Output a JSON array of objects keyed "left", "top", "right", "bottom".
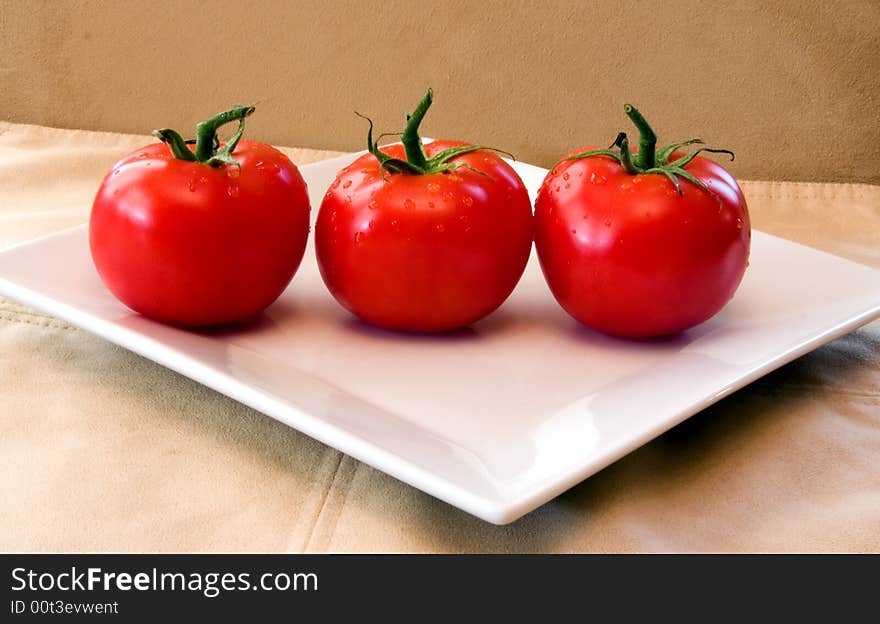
[{"left": 2, "top": 152, "right": 880, "bottom": 524}]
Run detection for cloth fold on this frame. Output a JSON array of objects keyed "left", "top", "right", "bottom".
[{"left": 1, "top": 121, "right": 878, "bottom": 552}]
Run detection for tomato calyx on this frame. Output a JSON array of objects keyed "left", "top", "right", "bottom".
[
  {"left": 152, "top": 105, "right": 256, "bottom": 168},
  {"left": 562, "top": 104, "right": 735, "bottom": 196},
  {"left": 358, "top": 89, "right": 511, "bottom": 177}
]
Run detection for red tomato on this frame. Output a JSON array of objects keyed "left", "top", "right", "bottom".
[
  {"left": 315, "top": 90, "right": 532, "bottom": 332},
  {"left": 89, "top": 106, "right": 310, "bottom": 327},
  {"left": 535, "top": 105, "right": 750, "bottom": 338}
]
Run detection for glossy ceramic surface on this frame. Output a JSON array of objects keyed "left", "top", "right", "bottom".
[{"left": 2, "top": 152, "right": 880, "bottom": 524}]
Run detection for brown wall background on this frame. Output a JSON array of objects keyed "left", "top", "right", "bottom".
[{"left": 2, "top": 0, "right": 878, "bottom": 183}]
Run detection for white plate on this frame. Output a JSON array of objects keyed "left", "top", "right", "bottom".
[{"left": 2, "top": 152, "right": 880, "bottom": 524}]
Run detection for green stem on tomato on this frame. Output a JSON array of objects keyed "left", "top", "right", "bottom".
[
  {"left": 360, "top": 88, "right": 500, "bottom": 177},
  {"left": 624, "top": 103, "right": 657, "bottom": 170},
  {"left": 153, "top": 129, "right": 196, "bottom": 162},
  {"left": 400, "top": 90, "right": 431, "bottom": 170},
  {"left": 193, "top": 105, "right": 255, "bottom": 162},
  {"left": 153, "top": 105, "right": 256, "bottom": 168},
  {"left": 617, "top": 134, "right": 639, "bottom": 174},
  {"left": 559, "top": 103, "right": 735, "bottom": 197}
]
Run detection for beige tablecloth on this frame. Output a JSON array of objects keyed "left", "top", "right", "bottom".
[{"left": 1, "top": 121, "right": 878, "bottom": 553}]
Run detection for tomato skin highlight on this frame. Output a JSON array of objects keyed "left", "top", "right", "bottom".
[
  {"left": 315, "top": 141, "right": 533, "bottom": 332},
  {"left": 89, "top": 140, "right": 310, "bottom": 327},
  {"left": 534, "top": 150, "right": 750, "bottom": 338}
]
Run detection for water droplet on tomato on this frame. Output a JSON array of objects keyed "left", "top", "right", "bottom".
[
  {"left": 391, "top": 219, "right": 399, "bottom": 228},
  {"left": 736, "top": 217, "right": 744, "bottom": 229},
  {"left": 342, "top": 179, "right": 352, "bottom": 189},
  {"left": 562, "top": 172, "right": 570, "bottom": 181},
  {"left": 188, "top": 180, "right": 197, "bottom": 192},
  {"left": 462, "top": 196, "right": 473, "bottom": 207},
  {"left": 255, "top": 161, "right": 264, "bottom": 169},
  {"left": 345, "top": 195, "right": 352, "bottom": 204},
  {"left": 354, "top": 232, "right": 363, "bottom": 244},
  {"left": 227, "top": 168, "right": 240, "bottom": 179},
  {"left": 554, "top": 185, "right": 560, "bottom": 192},
  {"left": 564, "top": 183, "right": 570, "bottom": 189},
  {"left": 112, "top": 169, "right": 121, "bottom": 176},
  {"left": 428, "top": 201, "right": 436, "bottom": 209},
  {"left": 368, "top": 200, "right": 378, "bottom": 211},
  {"left": 427, "top": 183, "right": 441, "bottom": 194},
  {"left": 330, "top": 210, "right": 337, "bottom": 222},
  {"left": 436, "top": 224, "right": 446, "bottom": 233},
  {"left": 332, "top": 179, "right": 341, "bottom": 189},
  {"left": 227, "top": 186, "right": 239, "bottom": 198},
  {"left": 404, "top": 198, "right": 415, "bottom": 210}
]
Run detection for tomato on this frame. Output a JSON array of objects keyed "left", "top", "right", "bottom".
[
  {"left": 535, "top": 104, "right": 750, "bottom": 338},
  {"left": 315, "top": 90, "right": 533, "bottom": 332},
  {"left": 89, "top": 106, "right": 310, "bottom": 327}
]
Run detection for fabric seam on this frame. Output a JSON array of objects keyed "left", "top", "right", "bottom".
[
  {"left": 301, "top": 454, "right": 357, "bottom": 553},
  {"left": 296, "top": 451, "right": 345, "bottom": 553}
]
